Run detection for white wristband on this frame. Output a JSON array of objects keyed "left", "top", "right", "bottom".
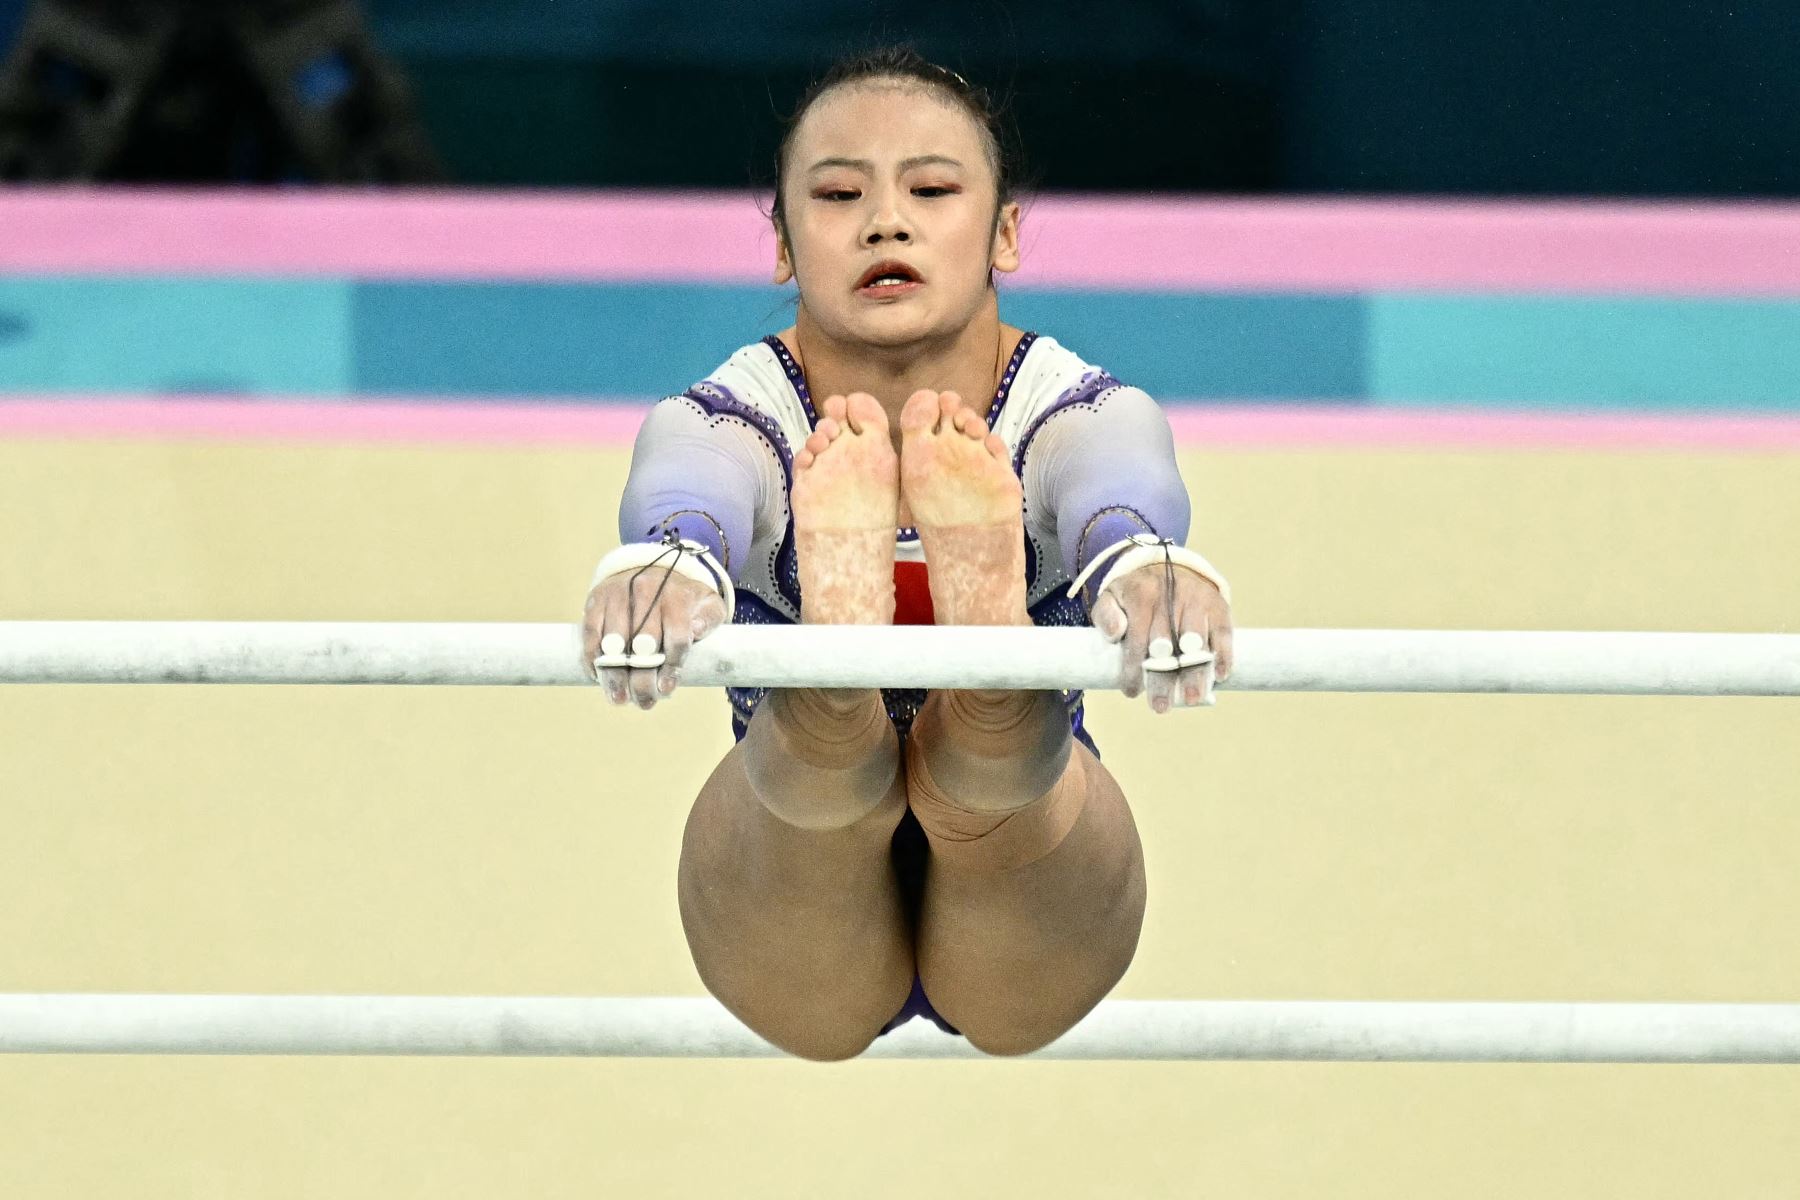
[
  {"left": 590, "top": 538, "right": 736, "bottom": 623},
  {"left": 1066, "top": 534, "right": 1232, "bottom": 608}
]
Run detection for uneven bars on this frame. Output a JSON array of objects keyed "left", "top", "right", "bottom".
[
  {"left": 1, "top": 622, "right": 1798, "bottom": 695},
  {"left": 2, "top": 995, "right": 1798, "bottom": 1062}
]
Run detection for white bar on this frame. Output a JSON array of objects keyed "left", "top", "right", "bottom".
[
  {"left": 1, "top": 622, "right": 1798, "bottom": 695},
  {"left": 2, "top": 995, "right": 1797, "bottom": 1062}
]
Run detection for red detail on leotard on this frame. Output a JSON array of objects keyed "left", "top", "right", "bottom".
[{"left": 893, "top": 560, "right": 935, "bottom": 626}]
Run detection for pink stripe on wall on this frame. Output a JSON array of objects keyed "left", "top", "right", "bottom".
[
  {"left": 0, "top": 397, "right": 650, "bottom": 445},
  {"left": 0, "top": 189, "right": 777, "bottom": 283},
  {"left": 4, "top": 187, "right": 1799, "bottom": 294},
  {"left": 7, "top": 397, "right": 1800, "bottom": 451}
]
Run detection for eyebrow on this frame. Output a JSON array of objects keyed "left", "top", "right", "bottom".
[{"left": 806, "top": 155, "right": 965, "bottom": 174}]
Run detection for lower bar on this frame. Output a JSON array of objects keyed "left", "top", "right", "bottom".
[{"left": 2, "top": 995, "right": 1798, "bottom": 1062}]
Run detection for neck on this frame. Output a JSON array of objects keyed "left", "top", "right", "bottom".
[{"left": 786, "top": 294, "right": 1017, "bottom": 443}]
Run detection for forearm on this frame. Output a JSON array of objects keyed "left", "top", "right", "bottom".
[{"left": 1028, "top": 386, "right": 1193, "bottom": 595}]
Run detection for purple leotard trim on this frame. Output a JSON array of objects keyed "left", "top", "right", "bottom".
[
  {"left": 1010, "top": 367, "right": 1122, "bottom": 479},
  {"left": 761, "top": 334, "right": 817, "bottom": 424},
  {"left": 678, "top": 380, "right": 795, "bottom": 484}
]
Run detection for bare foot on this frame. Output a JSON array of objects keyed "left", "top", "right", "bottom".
[
  {"left": 792, "top": 392, "right": 899, "bottom": 624},
  {"left": 899, "top": 390, "right": 1027, "bottom": 627}
]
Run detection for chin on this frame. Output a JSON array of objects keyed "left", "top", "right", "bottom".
[{"left": 845, "top": 308, "right": 953, "bottom": 350}]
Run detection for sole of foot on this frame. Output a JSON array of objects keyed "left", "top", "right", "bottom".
[
  {"left": 899, "top": 389, "right": 1028, "bottom": 627},
  {"left": 792, "top": 392, "right": 900, "bottom": 625}
]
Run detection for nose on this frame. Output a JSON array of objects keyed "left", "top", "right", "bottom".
[{"left": 862, "top": 192, "right": 912, "bottom": 245}]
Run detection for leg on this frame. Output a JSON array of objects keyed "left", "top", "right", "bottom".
[
  {"left": 908, "top": 692, "right": 1146, "bottom": 1056},
  {"left": 678, "top": 687, "right": 914, "bottom": 1061},
  {"left": 898, "top": 388, "right": 1147, "bottom": 1055},
  {"left": 677, "top": 391, "right": 914, "bottom": 1061}
]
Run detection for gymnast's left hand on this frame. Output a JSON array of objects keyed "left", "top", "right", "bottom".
[{"left": 1088, "top": 563, "right": 1233, "bottom": 712}]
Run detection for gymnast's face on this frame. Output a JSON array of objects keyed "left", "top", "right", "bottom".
[{"left": 775, "top": 82, "right": 1021, "bottom": 350}]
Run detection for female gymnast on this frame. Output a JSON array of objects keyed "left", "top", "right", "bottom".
[{"left": 582, "top": 48, "right": 1232, "bottom": 1059}]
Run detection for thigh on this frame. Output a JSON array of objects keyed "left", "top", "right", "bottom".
[
  {"left": 915, "top": 743, "right": 1148, "bottom": 1055},
  {"left": 677, "top": 743, "right": 917, "bottom": 1060}
]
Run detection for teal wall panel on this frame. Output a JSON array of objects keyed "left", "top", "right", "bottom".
[
  {"left": 5, "top": 275, "right": 1800, "bottom": 412},
  {"left": 350, "top": 281, "right": 1366, "bottom": 401},
  {"left": 351, "top": 282, "right": 786, "bottom": 397},
  {"left": 1370, "top": 295, "right": 1800, "bottom": 409},
  {"left": 1001, "top": 290, "right": 1365, "bottom": 400},
  {"left": 0, "top": 278, "right": 353, "bottom": 395}
]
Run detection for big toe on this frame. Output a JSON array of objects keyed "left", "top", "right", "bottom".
[
  {"left": 900, "top": 389, "right": 941, "bottom": 435},
  {"left": 845, "top": 392, "right": 888, "bottom": 437}
]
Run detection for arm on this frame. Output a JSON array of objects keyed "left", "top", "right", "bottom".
[
  {"left": 1023, "top": 384, "right": 1192, "bottom": 593},
  {"left": 617, "top": 396, "right": 766, "bottom": 576},
  {"left": 1024, "top": 383, "right": 1232, "bottom": 709},
  {"left": 589, "top": 397, "right": 771, "bottom": 706}
]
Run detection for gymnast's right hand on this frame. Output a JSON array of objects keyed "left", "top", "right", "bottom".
[{"left": 582, "top": 567, "right": 728, "bottom": 709}]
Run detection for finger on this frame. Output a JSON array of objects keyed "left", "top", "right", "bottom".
[
  {"left": 1090, "top": 590, "right": 1128, "bottom": 642},
  {"left": 627, "top": 606, "right": 664, "bottom": 707},
  {"left": 689, "top": 591, "right": 728, "bottom": 642},
  {"left": 1111, "top": 583, "right": 1152, "bottom": 697},
  {"left": 1175, "top": 628, "right": 1214, "bottom": 707},
  {"left": 580, "top": 586, "right": 605, "bottom": 680},
  {"left": 1211, "top": 622, "right": 1234, "bottom": 683},
  {"left": 1141, "top": 589, "right": 1177, "bottom": 714},
  {"left": 657, "top": 601, "right": 696, "bottom": 698},
  {"left": 599, "top": 584, "right": 633, "bottom": 704}
]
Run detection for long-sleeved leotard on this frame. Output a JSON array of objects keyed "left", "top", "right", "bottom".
[
  {"left": 619, "top": 331, "right": 1193, "bottom": 1036},
  {"left": 618, "top": 332, "right": 1192, "bottom": 744}
]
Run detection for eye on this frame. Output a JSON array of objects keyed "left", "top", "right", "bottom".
[
  {"left": 913, "top": 185, "right": 959, "bottom": 198},
  {"left": 813, "top": 188, "right": 859, "bottom": 202}
]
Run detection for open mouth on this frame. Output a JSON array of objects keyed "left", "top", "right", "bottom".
[{"left": 856, "top": 260, "right": 924, "bottom": 295}]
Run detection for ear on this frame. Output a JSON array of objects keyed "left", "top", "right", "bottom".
[
  {"left": 773, "top": 230, "right": 795, "bottom": 285},
  {"left": 990, "top": 201, "right": 1022, "bottom": 275}
]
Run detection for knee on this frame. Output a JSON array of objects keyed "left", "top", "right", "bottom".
[
  {"left": 955, "top": 1011, "right": 1081, "bottom": 1058},
  {"left": 743, "top": 690, "right": 900, "bottom": 830},
  {"left": 713, "top": 992, "right": 897, "bottom": 1061},
  {"left": 764, "top": 1019, "right": 887, "bottom": 1063},
  {"left": 910, "top": 690, "right": 1072, "bottom": 811}
]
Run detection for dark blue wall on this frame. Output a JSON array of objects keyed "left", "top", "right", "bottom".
[
  {"left": 357, "top": 0, "right": 1795, "bottom": 196},
  {"left": 1277, "top": 1, "right": 1800, "bottom": 196},
  {"left": 6, "top": 1, "right": 1793, "bottom": 196},
  {"left": 0, "top": 0, "right": 28, "bottom": 58}
]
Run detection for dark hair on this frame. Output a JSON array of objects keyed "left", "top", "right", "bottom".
[{"left": 770, "top": 46, "right": 1022, "bottom": 244}]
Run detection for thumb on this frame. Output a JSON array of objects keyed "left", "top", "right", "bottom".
[
  {"left": 690, "top": 593, "right": 728, "bottom": 640},
  {"left": 1091, "top": 590, "right": 1128, "bottom": 642}
]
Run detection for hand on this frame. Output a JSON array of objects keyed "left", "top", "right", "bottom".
[
  {"left": 1089, "top": 563, "right": 1234, "bottom": 712},
  {"left": 581, "top": 567, "right": 728, "bottom": 709}
]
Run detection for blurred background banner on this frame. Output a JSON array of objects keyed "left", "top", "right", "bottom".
[{"left": 3, "top": 190, "right": 1800, "bottom": 411}]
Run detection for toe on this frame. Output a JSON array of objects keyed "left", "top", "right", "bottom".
[
  {"left": 901, "top": 389, "right": 941, "bottom": 434},
  {"left": 845, "top": 392, "right": 887, "bottom": 437},
  {"left": 954, "top": 409, "right": 991, "bottom": 439},
  {"left": 822, "top": 394, "right": 849, "bottom": 424}
]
